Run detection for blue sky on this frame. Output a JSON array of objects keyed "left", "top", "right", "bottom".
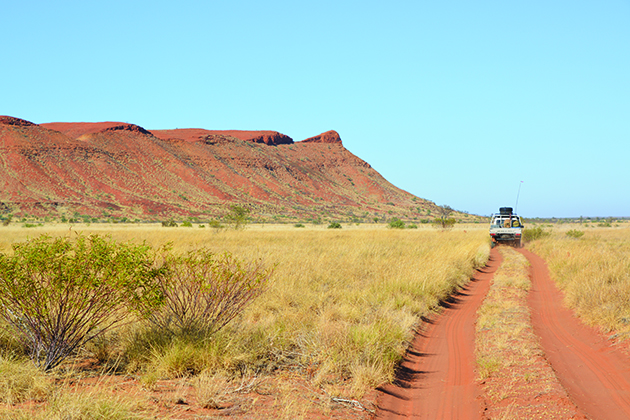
[{"left": 2, "top": 1, "right": 629, "bottom": 217}]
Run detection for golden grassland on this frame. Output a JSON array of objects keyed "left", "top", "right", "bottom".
[
  {"left": 475, "top": 247, "right": 576, "bottom": 419},
  {"left": 0, "top": 223, "right": 489, "bottom": 418},
  {"left": 527, "top": 224, "right": 630, "bottom": 338}
]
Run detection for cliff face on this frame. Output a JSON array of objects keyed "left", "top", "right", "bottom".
[{"left": 1, "top": 116, "right": 436, "bottom": 220}]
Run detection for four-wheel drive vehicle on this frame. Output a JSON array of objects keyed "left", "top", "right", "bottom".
[{"left": 489, "top": 207, "right": 524, "bottom": 248}]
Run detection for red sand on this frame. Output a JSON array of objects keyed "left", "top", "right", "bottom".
[
  {"left": 375, "top": 248, "right": 502, "bottom": 419},
  {"left": 522, "top": 248, "right": 630, "bottom": 420}
]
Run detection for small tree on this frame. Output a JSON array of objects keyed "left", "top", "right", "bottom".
[
  {"left": 434, "top": 205, "right": 456, "bottom": 229},
  {"left": 225, "top": 205, "right": 250, "bottom": 230},
  {"left": 0, "top": 235, "right": 162, "bottom": 370}
]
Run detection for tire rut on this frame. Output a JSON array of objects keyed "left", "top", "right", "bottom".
[
  {"left": 374, "top": 248, "right": 502, "bottom": 420},
  {"left": 520, "top": 248, "right": 630, "bottom": 420}
]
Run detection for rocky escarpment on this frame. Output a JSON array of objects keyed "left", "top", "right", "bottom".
[
  {"left": 300, "top": 130, "right": 342, "bottom": 145},
  {"left": 0, "top": 116, "right": 36, "bottom": 126},
  {"left": 1, "top": 116, "right": 443, "bottom": 222},
  {"left": 152, "top": 129, "right": 293, "bottom": 146}
]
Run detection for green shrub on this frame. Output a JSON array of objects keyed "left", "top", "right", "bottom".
[
  {"left": 327, "top": 222, "right": 342, "bottom": 229},
  {"left": 0, "top": 235, "right": 163, "bottom": 370},
  {"left": 294, "top": 223, "right": 305, "bottom": 228},
  {"left": 162, "top": 219, "right": 177, "bottom": 227},
  {"left": 522, "top": 226, "right": 551, "bottom": 242},
  {"left": 566, "top": 229, "right": 585, "bottom": 239},
  {"left": 208, "top": 220, "right": 223, "bottom": 231},
  {"left": 407, "top": 224, "right": 418, "bottom": 229},
  {"left": 388, "top": 218, "right": 405, "bottom": 229},
  {"left": 433, "top": 217, "right": 456, "bottom": 229},
  {"left": 181, "top": 221, "right": 193, "bottom": 227}
]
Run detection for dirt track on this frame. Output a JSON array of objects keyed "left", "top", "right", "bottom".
[
  {"left": 375, "top": 248, "right": 502, "bottom": 419},
  {"left": 375, "top": 248, "right": 630, "bottom": 419},
  {"left": 522, "top": 248, "right": 630, "bottom": 419}
]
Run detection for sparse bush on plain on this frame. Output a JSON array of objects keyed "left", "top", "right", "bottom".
[
  {"left": 294, "top": 223, "right": 305, "bottom": 228},
  {"left": 566, "top": 229, "right": 585, "bottom": 238},
  {"left": 145, "top": 250, "right": 271, "bottom": 340},
  {"left": 225, "top": 205, "right": 250, "bottom": 230},
  {"left": 433, "top": 217, "right": 456, "bottom": 229},
  {"left": 0, "top": 235, "right": 163, "bottom": 370},
  {"left": 522, "top": 226, "right": 551, "bottom": 242},
  {"left": 328, "top": 222, "right": 342, "bottom": 229},
  {"left": 388, "top": 218, "right": 405, "bottom": 229},
  {"left": 162, "top": 219, "right": 177, "bottom": 227},
  {"left": 208, "top": 220, "right": 223, "bottom": 231}
]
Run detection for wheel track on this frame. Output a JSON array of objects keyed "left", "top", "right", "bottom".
[
  {"left": 520, "top": 248, "right": 630, "bottom": 420},
  {"left": 375, "top": 248, "right": 502, "bottom": 420}
]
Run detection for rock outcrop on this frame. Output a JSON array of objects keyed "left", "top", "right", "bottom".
[{"left": 300, "top": 130, "right": 342, "bottom": 145}]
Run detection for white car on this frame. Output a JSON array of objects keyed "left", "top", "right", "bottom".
[{"left": 489, "top": 207, "right": 523, "bottom": 248}]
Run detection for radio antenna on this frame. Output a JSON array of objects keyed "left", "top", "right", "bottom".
[{"left": 515, "top": 181, "right": 523, "bottom": 213}]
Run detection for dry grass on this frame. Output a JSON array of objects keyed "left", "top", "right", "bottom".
[
  {"left": 0, "top": 223, "right": 489, "bottom": 416},
  {"left": 0, "top": 356, "right": 52, "bottom": 405},
  {"left": 528, "top": 224, "right": 630, "bottom": 336},
  {"left": 476, "top": 247, "right": 533, "bottom": 385}
]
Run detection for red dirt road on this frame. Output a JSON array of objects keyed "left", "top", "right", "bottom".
[
  {"left": 521, "top": 248, "right": 630, "bottom": 420},
  {"left": 375, "top": 248, "right": 502, "bottom": 420}
]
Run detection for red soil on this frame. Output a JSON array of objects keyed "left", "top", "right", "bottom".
[
  {"left": 521, "top": 248, "right": 630, "bottom": 420},
  {"left": 375, "top": 248, "right": 502, "bottom": 420}
]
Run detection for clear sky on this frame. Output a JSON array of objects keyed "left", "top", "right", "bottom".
[{"left": 2, "top": 1, "right": 629, "bottom": 218}]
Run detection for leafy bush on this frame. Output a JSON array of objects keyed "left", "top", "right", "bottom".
[
  {"left": 433, "top": 217, "right": 456, "bottom": 229},
  {"left": 181, "top": 221, "right": 193, "bottom": 227},
  {"left": 407, "top": 223, "right": 418, "bottom": 229},
  {"left": 388, "top": 218, "right": 405, "bottom": 229},
  {"left": 0, "top": 235, "right": 162, "bottom": 370},
  {"left": 146, "top": 250, "right": 271, "bottom": 339},
  {"left": 208, "top": 220, "right": 223, "bottom": 231},
  {"left": 162, "top": 219, "right": 178, "bottom": 227},
  {"left": 566, "top": 229, "right": 585, "bottom": 239},
  {"left": 294, "top": 223, "right": 305, "bottom": 228},
  {"left": 327, "top": 222, "right": 342, "bottom": 229},
  {"left": 522, "top": 226, "right": 551, "bottom": 242}
]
